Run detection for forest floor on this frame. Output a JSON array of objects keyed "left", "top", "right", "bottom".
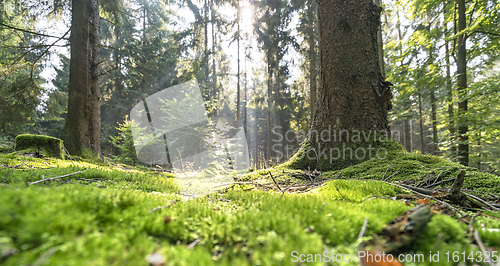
[{"left": 1, "top": 146, "right": 500, "bottom": 265}]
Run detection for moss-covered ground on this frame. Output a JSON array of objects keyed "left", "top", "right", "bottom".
[{"left": 1, "top": 148, "right": 500, "bottom": 265}]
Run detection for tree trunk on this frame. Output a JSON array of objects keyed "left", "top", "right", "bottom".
[
  {"left": 430, "top": 88, "right": 438, "bottom": 155},
  {"left": 211, "top": 0, "right": 217, "bottom": 110},
  {"left": 61, "top": 0, "right": 101, "bottom": 158},
  {"left": 288, "top": 0, "right": 394, "bottom": 171},
  {"left": 457, "top": 0, "right": 468, "bottom": 166},
  {"left": 236, "top": 0, "right": 241, "bottom": 122},
  {"left": 308, "top": 0, "right": 317, "bottom": 122},
  {"left": 418, "top": 89, "right": 424, "bottom": 154},
  {"left": 397, "top": 12, "right": 411, "bottom": 152},
  {"left": 445, "top": 33, "right": 456, "bottom": 159}
]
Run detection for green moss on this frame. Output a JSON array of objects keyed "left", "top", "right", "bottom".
[
  {"left": 282, "top": 132, "right": 406, "bottom": 171},
  {"left": 0, "top": 152, "right": 498, "bottom": 265},
  {"left": 14, "top": 134, "right": 65, "bottom": 159}
]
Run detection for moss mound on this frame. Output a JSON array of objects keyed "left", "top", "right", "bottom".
[{"left": 14, "top": 134, "right": 65, "bottom": 159}]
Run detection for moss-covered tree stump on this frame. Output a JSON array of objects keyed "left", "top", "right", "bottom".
[{"left": 15, "top": 134, "right": 65, "bottom": 159}]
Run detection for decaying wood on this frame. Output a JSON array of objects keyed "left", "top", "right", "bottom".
[{"left": 449, "top": 170, "right": 466, "bottom": 199}]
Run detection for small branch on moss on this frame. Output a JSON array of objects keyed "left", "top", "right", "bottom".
[
  {"left": 398, "top": 184, "right": 434, "bottom": 196},
  {"left": 371, "top": 180, "right": 465, "bottom": 217},
  {"left": 19, "top": 160, "right": 31, "bottom": 169},
  {"left": 77, "top": 178, "right": 119, "bottom": 186},
  {"left": 148, "top": 199, "right": 178, "bottom": 213},
  {"left": 477, "top": 211, "right": 500, "bottom": 221},
  {"left": 381, "top": 165, "right": 391, "bottom": 180},
  {"left": 362, "top": 195, "right": 395, "bottom": 201},
  {"left": 468, "top": 212, "right": 480, "bottom": 236},
  {"left": 268, "top": 171, "right": 281, "bottom": 191},
  {"left": 431, "top": 170, "right": 446, "bottom": 185},
  {"left": 28, "top": 169, "right": 87, "bottom": 185},
  {"left": 424, "top": 177, "right": 456, "bottom": 189},
  {"left": 186, "top": 238, "right": 201, "bottom": 249},
  {"left": 474, "top": 230, "right": 495, "bottom": 266},
  {"left": 383, "top": 167, "right": 401, "bottom": 181},
  {"left": 357, "top": 218, "right": 369, "bottom": 240},
  {"left": 463, "top": 192, "right": 500, "bottom": 212},
  {"left": 335, "top": 186, "right": 348, "bottom": 201}
]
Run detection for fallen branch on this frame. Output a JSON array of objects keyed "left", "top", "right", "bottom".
[
  {"left": 148, "top": 199, "right": 178, "bottom": 213},
  {"left": 383, "top": 167, "right": 401, "bottom": 181},
  {"left": 268, "top": 171, "right": 281, "bottom": 191},
  {"left": 357, "top": 218, "right": 369, "bottom": 240},
  {"left": 463, "top": 192, "right": 500, "bottom": 212},
  {"left": 335, "top": 186, "right": 348, "bottom": 201},
  {"left": 370, "top": 179, "right": 465, "bottom": 217},
  {"left": 424, "top": 177, "right": 456, "bottom": 189},
  {"left": 77, "top": 178, "right": 119, "bottom": 186},
  {"left": 474, "top": 230, "right": 495, "bottom": 266},
  {"left": 186, "top": 238, "right": 201, "bottom": 249},
  {"left": 28, "top": 169, "right": 87, "bottom": 185}
]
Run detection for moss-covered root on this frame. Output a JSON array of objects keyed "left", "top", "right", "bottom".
[{"left": 282, "top": 131, "right": 405, "bottom": 171}]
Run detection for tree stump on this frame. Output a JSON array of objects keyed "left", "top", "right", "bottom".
[{"left": 15, "top": 134, "right": 65, "bottom": 159}]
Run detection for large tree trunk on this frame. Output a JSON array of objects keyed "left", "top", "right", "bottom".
[
  {"left": 61, "top": 0, "right": 101, "bottom": 158},
  {"left": 457, "top": 0, "right": 468, "bottom": 166},
  {"left": 308, "top": 0, "right": 317, "bottom": 122},
  {"left": 288, "top": 0, "right": 394, "bottom": 171}
]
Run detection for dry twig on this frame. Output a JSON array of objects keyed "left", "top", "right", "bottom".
[{"left": 28, "top": 169, "right": 87, "bottom": 185}]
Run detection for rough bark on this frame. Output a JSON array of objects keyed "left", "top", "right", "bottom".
[
  {"left": 61, "top": 0, "right": 101, "bottom": 158},
  {"left": 308, "top": 0, "right": 317, "bottom": 122},
  {"left": 430, "top": 88, "right": 438, "bottom": 155},
  {"left": 288, "top": 0, "right": 395, "bottom": 171},
  {"left": 457, "top": 0, "right": 468, "bottom": 166}
]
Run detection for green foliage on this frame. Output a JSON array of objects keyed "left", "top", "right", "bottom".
[{"left": 109, "top": 119, "right": 138, "bottom": 165}]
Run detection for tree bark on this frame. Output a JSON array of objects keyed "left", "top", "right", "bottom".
[
  {"left": 308, "top": 0, "right": 317, "bottom": 122},
  {"left": 61, "top": 0, "right": 101, "bottom": 158},
  {"left": 457, "top": 0, "right": 468, "bottom": 166},
  {"left": 288, "top": 0, "right": 394, "bottom": 171}
]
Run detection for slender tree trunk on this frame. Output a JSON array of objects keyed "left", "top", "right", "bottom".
[
  {"left": 445, "top": 33, "right": 456, "bottom": 159},
  {"left": 265, "top": 7, "right": 273, "bottom": 165},
  {"left": 236, "top": 0, "right": 241, "bottom": 122},
  {"left": 62, "top": 0, "right": 101, "bottom": 158},
  {"left": 308, "top": 0, "right": 317, "bottom": 122},
  {"left": 204, "top": 0, "right": 209, "bottom": 85},
  {"left": 211, "top": 0, "right": 217, "bottom": 105},
  {"left": 477, "top": 118, "right": 481, "bottom": 170},
  {"left": 457, "top": 0, "right": 468, "bottom": 166},
  {"left": 430, "top": 88, "right": 438, "bottom": 154},
  {"left": 397, "top": 12, "right": 411, "bottom": 152},
  {"left": 418, "top": 89, "right": 424, "bottom": 154}
]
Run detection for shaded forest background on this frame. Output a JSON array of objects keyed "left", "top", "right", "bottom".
[{"left": 0, "top": 0, "right": 499, "bottom": 170}]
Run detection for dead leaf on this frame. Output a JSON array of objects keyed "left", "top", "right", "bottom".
[{"left": 417, "top": 198, "right": 430, "bottom": 205}]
